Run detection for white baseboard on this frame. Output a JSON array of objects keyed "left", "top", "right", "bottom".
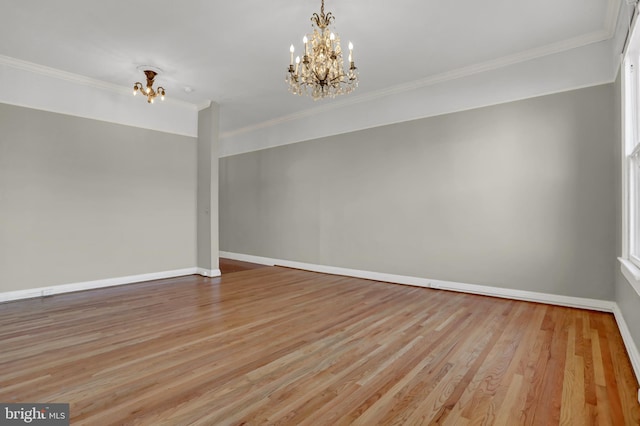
[
  {"left": 4, "top": 252, "right": 638, "bottom": 386},
  {"left": 0, "top": 267, "right": 199, "bottom": 303},
  {"left": 428, "top": 279, "right": 616, "bottom": 312},
  {"left": 197, "top": 268, "right": 221, "bottom": 278},
  {"left": 219, "top": 251, "right": 431, "bottom": 288},
  {"left": 221, "top": 250, "right": 640, "bottom": 385},
  {"left": 612, "top": 304, "right": 640, "bottom": 386},
  {"left": 219, "top": 251, "right": 613, "bottom": 311},
  {"left": 219, "top": 252, "right": 276, "bottom": 266}
]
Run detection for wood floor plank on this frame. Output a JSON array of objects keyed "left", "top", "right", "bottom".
[
  {"left": 0, "top": 267, "right": 638, "bottom": 425},
  {"left": 218, "top": 257, "right": 269, "bottom": 274}
]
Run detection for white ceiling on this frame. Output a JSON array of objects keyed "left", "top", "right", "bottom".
[{"left": 0, "top": 0, "right": 620, "bottom": 134}]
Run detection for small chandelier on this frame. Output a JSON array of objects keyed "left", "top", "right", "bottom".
[
  {"left": 133, "top": 69, "right": 165, "bottom": 104},
  {"left": 287, "top": 0, "right": 358, "bottom": 100}
]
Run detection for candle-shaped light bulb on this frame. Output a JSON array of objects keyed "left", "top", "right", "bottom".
[
  {"left": 295, "top": 56, "right": 300, "bottom": 73},
  {"left": 348, "top": 41, "right": 354, "bottom": 62},
  {"left": 303, "top": 36, "right": 308, "bottom": 55},
  {"left": 289, "top": 44, "right": 294, "bottom": 65}
]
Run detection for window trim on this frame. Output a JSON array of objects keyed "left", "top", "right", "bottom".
[{"left": 620, "top": 52, "right": 640, "bottom": 297}]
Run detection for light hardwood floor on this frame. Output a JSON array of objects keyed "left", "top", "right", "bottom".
[
  {"left": 0, "top": 267, "right": 638, "bottom": 425},
  {"left": 219, "top": 257, "right": 269, "bottom": 274}
]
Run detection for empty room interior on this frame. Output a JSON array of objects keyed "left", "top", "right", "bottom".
[{"left": 2, "top": 0, "right": 640, "bottom": 424}]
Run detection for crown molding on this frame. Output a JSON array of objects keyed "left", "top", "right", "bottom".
[
  {"left": 197, "top": 100, "right": 213, "bottom": 111},
  {"left": 606, "top": 0, "right": 623, "bottom": 38},
  {"left": 220, "top": 78, "right": 613, "bottom": 157},
  {"left": 221, "top": 18, "right": 618, "bottom": 141},
  {"left": 0, "top": 54, "right": 198, "bottom": 110},
  {"left": 0, "top": 53, "right": 118, "bottom": 91}
]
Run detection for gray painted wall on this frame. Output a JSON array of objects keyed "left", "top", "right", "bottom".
[
  {"left": 197, "top": 104, "right": 220, "bottom": 271},
  {"left": 613, "top": 71, "right": 640, "bottom": 352},
  {"left": 0, "top": 103, "right": 197, "bottom": 292},
  {"left": 220, "top": 84, "right": 615, "bottom": 300}
]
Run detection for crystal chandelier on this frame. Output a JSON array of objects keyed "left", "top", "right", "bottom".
[
  {"left": 133, "top": 69, "right": 166, "bottom": 104},
  {"left": 287, "top": 0, "right": 358, "bottom": 100}
]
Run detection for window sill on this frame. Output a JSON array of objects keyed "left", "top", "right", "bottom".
[{"left": 618, "top": 257, "right": 640, "bottom": 298}]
